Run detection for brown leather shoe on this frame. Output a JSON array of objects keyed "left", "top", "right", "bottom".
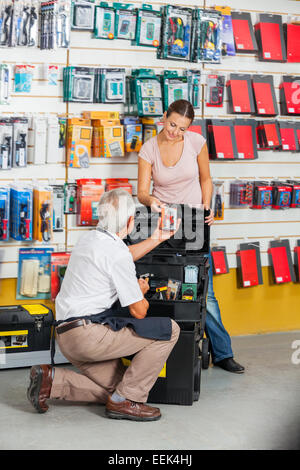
[
  {"left": 27, "top": 365, "right": 53, "bottom": 413},
  {"left": 105, "top": 395, "right": 161, "bottom": 421}
]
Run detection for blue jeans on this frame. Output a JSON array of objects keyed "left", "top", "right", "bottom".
[{"left": 204, "top": 252, "right": 233, "bottom": 363}]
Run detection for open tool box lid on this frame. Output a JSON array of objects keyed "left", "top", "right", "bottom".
[{"left": 125, "top": 204, "right": 210, "bottom": 256}]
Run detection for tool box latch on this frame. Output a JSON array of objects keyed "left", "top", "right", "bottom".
[{"left": 34, "top": 316, "right": 44, "bottom": 332}]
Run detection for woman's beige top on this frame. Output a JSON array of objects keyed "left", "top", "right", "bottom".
[{"left": 139, "top": 131, "right": 206, "bottom": 205}]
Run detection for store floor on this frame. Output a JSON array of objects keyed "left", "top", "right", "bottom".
[{"left": 1, "top": 331, "right": 300, "bottom": 451}]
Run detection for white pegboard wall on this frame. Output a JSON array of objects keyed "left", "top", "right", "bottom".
[{"left": 0, "top": 0, "right": 300, "bottom": 278}]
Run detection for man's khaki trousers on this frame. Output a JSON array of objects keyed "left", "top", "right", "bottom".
[{"left": 50, "top": 320, "right": 180, "bottom": 404}]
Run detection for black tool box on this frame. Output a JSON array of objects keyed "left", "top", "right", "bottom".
[
  {"left": 0, "top": 304, "right": 54, "bottom": 354},
  {"left": 126, "top": 204, "right": 210, "bottom": 405}
]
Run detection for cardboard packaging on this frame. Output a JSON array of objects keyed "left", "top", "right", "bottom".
[
  {"left": 76, "top": 178, "right": 104, "bottom": 226},
  {"left": 66, "top": 118, "right": 92, "bottom": 168}
]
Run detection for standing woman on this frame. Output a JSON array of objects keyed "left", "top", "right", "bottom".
[{"left": 137, "top": 99, "right": 244, "bottom": 374}]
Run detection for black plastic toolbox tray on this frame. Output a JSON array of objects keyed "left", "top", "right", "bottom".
[{"left": 146, "top": 297, "right": 205, "bottom": 322}]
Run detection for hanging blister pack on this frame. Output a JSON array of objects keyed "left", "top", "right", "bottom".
[
  {"left": 0, "top": 64, "right": 10, "bottom": 104},
  {"left": 0, "top": 0, "right": 39, "bottom": 48},
  {"left": 0, "top": 186, "right": 10, "bottom": 241},
  {"left": 206, "top": 74, "right": 225, "bottom": 107},
  {"left": 64, "top": 182, "right": 77, "bottom": 214},
  {"left": 12, "top": 117, "right": 29, "bottom": 168},
  {"left": 133, "top": 4, "right": 161, "bottom": 48},
  {"left": 44, "top": 64, "right": 59, "bottom": 85},
  {"left": 32, "top": 115, "right": 47, "bottom": 164},
  {"left": 17, "top": 248, "right": 54, "bottom": 299},
  {"left": 185, "top": 69, "right": 201, "bottom": 109},
  {"left": 41, "top": 0, "right": 70, "bottom": 50},
  {"left": 19, "top": 0, "right": 39, "bottom": 47},
  {"left": 56, "top": 0, "right": 71, "bottom": 48},
  {"left": 100, "top": 68, "right": 126, "bottom": 103},
  {"left": 162, "top": 71, "right": 189, "bottom": 111},
  {"left": 46, "top": 116, "right": 60, "bottom": 163},
  {"left": 63, "top": 66, "right": 95, "bottom": 102},
  {"left": 14, "top": 64, "right": 35, "bottom": 92},
  {"left": 10, "top": 184, "right": 33, "bottom": 241},
  {"left": 58, "top": 117, "right": 67, "bottom": 147},
  {"left": 114, "top": 3, "right": 137, "bottom": 40},
  {"left": 158, "top": 5, "right": 193, "bottom": 61},
  {"left": 51, "top": 185, "right": 64, "bottom": 231},
  {"left": 0, "top": 0, "right": 14, "bottom": 47},
  {"left": 126, "top": 69, "right": 163, "bottom": 117},
  {"left": 71, "top": 0, "right": 94, "bottom": 30},
  {"left": 192, "top": 9, "right": 222, "bottom": 63},
  {"left": 94, "top": 2, "right": 115, "bottom": 39},
  {"left": 0, "top": 118, "right": 13, "bottom": 170},
  {"left": 212, "top": 180, "right": 225, "bottom": 219},
  {"left": 214, "top": 6, "right": 236, "bottom": 57}
]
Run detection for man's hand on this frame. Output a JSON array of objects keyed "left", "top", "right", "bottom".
[
  {"left": 151, "top": 217, "right": 182, "bottom": 243},
  {"left": 138, "top": 278, "right": 150, "bottom": 295}
]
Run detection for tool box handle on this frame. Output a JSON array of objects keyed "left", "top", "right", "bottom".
[
  {"left": 198, "top": 258, "right": 210, "bottom": 337},
  {"left": 147, "top": 253, "right": 181, "bottom": 264}
]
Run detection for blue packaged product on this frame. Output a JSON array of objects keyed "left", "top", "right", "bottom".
[{"left": 10, "top": 185, "right": 33, "bottom": 241}]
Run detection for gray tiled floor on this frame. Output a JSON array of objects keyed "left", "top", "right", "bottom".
[{"left": 1, "top": 331, "right": 300, "bottom": 450}]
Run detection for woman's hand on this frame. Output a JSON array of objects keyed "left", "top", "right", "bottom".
[
  {"left": 204, "top": 206, "right": 214, "bottom": 226},
  {"left": 150, "top": 197, "right": 165, "bottom": 213}
]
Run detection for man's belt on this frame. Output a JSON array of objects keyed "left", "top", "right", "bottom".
[{"left": 56, "top": 319, "right": 92, "bottom": 335}]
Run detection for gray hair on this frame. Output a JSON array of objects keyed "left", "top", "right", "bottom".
[{"left": 97, "top": 189, "right": 135, "bottom": 234}]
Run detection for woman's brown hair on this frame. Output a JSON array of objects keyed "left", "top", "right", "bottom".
[{"left": 166, "top": 99, "right": 195, "bottom": 123}]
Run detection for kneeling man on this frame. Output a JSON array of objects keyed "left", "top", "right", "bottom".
[{"left": 27, "top": 189, "right": 180, "bottom": 421}]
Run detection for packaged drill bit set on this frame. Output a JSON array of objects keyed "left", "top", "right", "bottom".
[
  {"left": 158, "top": 5, "right": 193, "bottom": 62},
  {"left": 162, "top": 71, "right": 189, "bottom": 111},
  {"left": 114, "top": 2, "right": 137, "bottom": 40},
  {"left": 229, "top": 180, "right": 254, "bottom": 208},
  {"left": 94, "top": 2, "right": 115, "bottom": 39},
  {"left": 125, "top": 69, "right": 163, "bottom": 117},
  {"left": 133, "top": 4, "right": 161, "bottom": 48},
  {"left": 0, "top": 64, "right": 10, "bottom": 104},
  {"left": 71, "top": 0, "right": 95, "bottom": 30},
  {"left": 40, "top": 0, "right": 71, "bottom": 50},
  {"left": 0, "top": 0, "right": 39, "bottom": 48},
  {"left": 192, "top": 9, "right": 222, "bottom": 64}
]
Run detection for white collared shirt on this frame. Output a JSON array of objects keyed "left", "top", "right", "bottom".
[{"left": 55, "top": 229, "right": 143, "bottom": 321}]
